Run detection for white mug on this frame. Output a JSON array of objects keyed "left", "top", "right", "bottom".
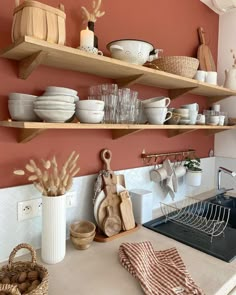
[
  {"left": 212, "top": 104, "right": 220, "bottom": 112},
  {"left": 150, "top": 167, "right": 168, "bottom": 182},
  {"left": 181, "top": 103, "right": 199, "bottom": 112},
  {"left": 194, "top": 70, "right": 207, "bottom": 82},
  {"left": 189, "top": 110, "right": 198, "bottom": 125},
  {"left": 205, "top": 71, "right": 218, "bottom": 85},
  {"left": 196, "top": 114, "right": 205, "bottom": 125},
  {"left": 174, "top": 165, "right": 186, "bottom": 178},
  {"left": 219, "top": 115, "right": 225, "bottom": 126}
]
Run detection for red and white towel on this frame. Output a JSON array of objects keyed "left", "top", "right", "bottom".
[{"left": 119, "top": 241, "right": 205, "bottom": 295}]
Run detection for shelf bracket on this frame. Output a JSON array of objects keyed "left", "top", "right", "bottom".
[
  {"left": 19, "top": 128, "right": 45, "bottom": 143},
  {"left": 168, "top": 87, "right": 198, "bottom": 99},
  {"left": 115, "top": 74, "right": 144, "bottom": 88},
  {"left": 207, "top": 95, "right": 232, "bottom": 105},
  {"left": 19, "top": 51, "right": 48, "bottom": 79},
  {"left": 206, "top": 129, "right": 230, "bottom": 136},
  {"left": 167, "top": 129, "right": 196, "bottom": 138},
  {"left": 112, "top": 129, "right": 141, "bottom": 140}
]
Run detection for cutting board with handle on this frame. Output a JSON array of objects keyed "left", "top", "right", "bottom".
[
  {"left": 101, "top": 149, "right": 126, "bottom": 187},
  {"left": 102, "top": 205, "right": 122, "bottom": 237},
  {"left": 197, "top": 27, "right": 216, "bottom": 71},
  {"left": 119, "top": 190, "right": 136, "bottom": 231},
  {"left": 97, "top": 174, "right": 122, "bottom": 231}
]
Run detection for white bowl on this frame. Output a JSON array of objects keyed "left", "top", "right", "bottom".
[
  {"left": 37, "top": 95, "right": 76, "bottom": 104},
  {"left": 42, "top": 94, "right": 79, "bottom": 102},
  {"left": 9, "top": 93, "right": 37, "bottom": 101},
  {"left": 76, "top": 109, "right": 104, "bottom": 123},
  {"left": 8, "top": 100, "right": 35, "bottom": 106},
  {"left": 8, "top": 104, "right": 39, "bottom": 121},
  {"left": 45, "top": 86, "right": 78, "bottom": 97},
  {"left": 34, "top": 109, "right": 75, "bottom": 122},
  {"left": 34, "top": 101, "right": 75, "bottom": 110},
  {"left": 76, "top": 100, "right": 104, "bottom": 111},
  {"left": 107, "top": 39, "right": 156, "bottom": 65}
]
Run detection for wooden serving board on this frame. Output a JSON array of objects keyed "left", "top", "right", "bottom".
[
  {"left": 94, "top": 223, "right": 140, "bottom": 242},
  {"left": 120, "top": 190, "right": 135, "bottom": 231},
  {"left": 102, "top": 205, "right": 122, "bottom": 237},
  {"left": 197, "top": 27, "right": 216, "bottom": 71}
]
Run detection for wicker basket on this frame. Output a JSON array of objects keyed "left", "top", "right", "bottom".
[
  {"left": 0, "top": 243, "right": 49, "bottom": 295},
  {"left": 11, "top": 0, "right": 66, "bottom": 45},
  {"left": 151, "top": 56, "right": 199, "bottom": 78}
]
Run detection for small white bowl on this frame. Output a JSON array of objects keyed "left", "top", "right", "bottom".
[
  {"left": 8, "top": 104, "right": 39, "bottom": 121},
  {"left": 34, "top": 109, "right": 75, "bottom": 122},
  {"left": 38, "top": 95, "right": 77, "bottom": 103},
  {"left": 9, "top": 93, "right": 37, "bottom": 101},
  {"left": 76, "top": 109, "right": 104, "bottom": 123},
  {"left": 76, "top": 100, "right": 104, "bottom": 111},
  {"left": 45, "top": 86, "right": 78, "bottom": 97}
]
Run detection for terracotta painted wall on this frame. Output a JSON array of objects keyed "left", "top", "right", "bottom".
[{"left": 0, "top": 0, "right": 218, "bottom": 188}]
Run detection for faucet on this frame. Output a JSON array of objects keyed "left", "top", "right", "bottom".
[{"left": 217, "top": 166, "right": 236, "bottom": 193}]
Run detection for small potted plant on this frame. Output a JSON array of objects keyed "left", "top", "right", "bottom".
[{"left": 184, "top": 157, "right": 202, "bottom": 186}]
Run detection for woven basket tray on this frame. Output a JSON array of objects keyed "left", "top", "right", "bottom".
[
  {"left": 150, "top": 56, "right": 199, "bottom": 78},
  {"left": 0, "top": 243, "right": 49, "bottom": 295}
]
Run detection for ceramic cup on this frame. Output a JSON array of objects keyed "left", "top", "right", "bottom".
[
  {"left": 205, "top": 71, "right": 218, "bottom": 85},
  {"left": 173, "top": 108, "right": 190, "bottom": 118},
  {"left": 196, "top": 114, "right": 206, "bottom": 125},
  {"left": 219, "top": 115, "right": 225, "bottom": 126},
  {"left": 212, "top": 104, "right": 221, "bottom": 112},
  {"left": 189, "top": 110, "right": 198, "bottom": 124},
  {"left": 143, "top": 96, "right": 171, "bottom": 108},
  {"left": 194, "top": 70, "right": 207, "bottom": 82},
  {"left": 181, "top": 103, "right": 199, "bottom": 112},
  {"left": 174, "top": 165, "right": 187, "bottom": 178},
  {"left": 144, "top": 107, "right": 172, "bottom": 125},
  {"left": 150, "top": 166, "right": 168, "bottom": 182},
  {"left": 167, "top": 114, "right": 181, "bottom": 125},
  {"left": 78, "top": 46, "right": 103, "bottom": 55}
]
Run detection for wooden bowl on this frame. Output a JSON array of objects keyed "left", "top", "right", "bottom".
[
  {"left": 70, "top": 233, "right": 95, "bottom": 250},
  {"left": 70, "top": 220, "right": 96, "bottom": 238}
]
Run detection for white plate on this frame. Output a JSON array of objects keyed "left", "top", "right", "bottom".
[{"left": 93, "top": 184, "right": 126, "bottom": 225}]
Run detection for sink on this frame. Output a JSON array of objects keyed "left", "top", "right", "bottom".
[{"left": 207, "top": 194, "right": 236, "bottom": 228}]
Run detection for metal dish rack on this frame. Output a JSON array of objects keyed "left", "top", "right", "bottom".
[{"left": 160, "top": 198, "right": 231, "bottom": 242}]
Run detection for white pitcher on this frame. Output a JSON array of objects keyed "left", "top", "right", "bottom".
[{"left": 224, "top": 67, "right": 236, "bottom": 90}]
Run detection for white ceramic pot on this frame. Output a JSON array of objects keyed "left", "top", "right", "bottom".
[
  {"left": 185, "top": 170, "right": 202, "bottom": 187},
  {"left": 107, "top": 39, "right": 162, "bottom": 65},
  {"left": 41, "top": 194, "right": 66, "bottom": 264}
]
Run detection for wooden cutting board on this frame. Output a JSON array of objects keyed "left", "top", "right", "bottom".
[
  {"left": 197, "top": 27, "right": 216, "bottom": 71},
  {"left": 97, "top": 174, "right": 122, "bottom": 230},
  {"left": 119, "top": 190, "right": 135, "bottom": 231},
  {"left": 101, "top": 149, "right": 125, "bottom": 187},
  {"left": 102, "top": 205, "right": 122, "bottom": 237}
]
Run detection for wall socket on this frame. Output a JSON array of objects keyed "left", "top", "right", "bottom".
[{"left": 17, "top": 191, "right": 77, "bottom": 221}]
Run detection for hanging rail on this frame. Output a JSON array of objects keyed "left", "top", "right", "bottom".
[{"left": 141, "top": 149, "right": 196, "bottom": 165}]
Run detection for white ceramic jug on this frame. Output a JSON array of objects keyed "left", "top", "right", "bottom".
[{"left": 224, "top": 67, "right": 236, "bottom": 90}]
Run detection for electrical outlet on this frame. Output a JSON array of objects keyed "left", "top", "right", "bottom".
[
  {"left": 18, "top": 199, "right": 40, "bottom": 221},
  {"left": 17, "top": 192, "right": 77, "bottom": 221}
]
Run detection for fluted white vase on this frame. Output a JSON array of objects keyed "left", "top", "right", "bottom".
[{"left": 41, "top": 194, "right": 66, "bottom": 264}]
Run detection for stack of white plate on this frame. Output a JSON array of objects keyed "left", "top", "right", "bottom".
[
  {"left": 8, "top": 93, "right": 39, "bottom": 121},
  {"left": 34, "top": 86, "right": 78, "bottom": 123}
]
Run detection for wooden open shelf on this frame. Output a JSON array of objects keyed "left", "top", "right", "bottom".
[
  {"left": 1, "top": 36, "right": 236, "bottom": 101},
  {"left": 0, "top": 121, "right": 235, "bottom": 143}
]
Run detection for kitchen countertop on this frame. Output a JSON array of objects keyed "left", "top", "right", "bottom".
[{"left": 4, "top": 226, "right": 236, "bottom": 295}]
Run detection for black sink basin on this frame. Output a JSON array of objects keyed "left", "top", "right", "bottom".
[{"left": 207, "top": 194, "right": 236, "bottom": 228}]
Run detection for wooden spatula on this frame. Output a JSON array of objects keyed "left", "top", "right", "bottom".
[
  {"left": 197, "top": 27, "right": 216, "bottom": 71},
  {"left": 119, "top": 190, "right": 135, "bottom": 231}
]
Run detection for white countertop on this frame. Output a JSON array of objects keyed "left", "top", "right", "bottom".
[{"left": 5, "top": 226, "right": 236, "bottom": 295}]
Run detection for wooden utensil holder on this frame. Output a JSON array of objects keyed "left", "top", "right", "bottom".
[{"left": 12, "top": 0, "right": 66, "bottom": 45}]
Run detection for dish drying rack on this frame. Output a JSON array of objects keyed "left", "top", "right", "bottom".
[{"left": 160, "top": 197, "right": 231, "bottom": 242}]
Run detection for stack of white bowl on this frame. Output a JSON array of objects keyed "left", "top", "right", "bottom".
[
  {"left": 34, "top": 86, "right": 78, "bottom": 123},
  {"left": 8, "top": 93, "right": 39, "bottom": 121},
  {"left": 76, "top": 100, "right": 105, "bottom": 123},
  {"left": 142, "top": 96, "right": 172, "bottom": 125}
]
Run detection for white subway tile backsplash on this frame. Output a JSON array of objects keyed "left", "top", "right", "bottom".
[{"left": 0, "top": 157, "right": 216, "bottom": 262}]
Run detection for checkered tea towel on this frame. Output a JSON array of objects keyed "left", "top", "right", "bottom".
[{"left": 119, "top": 241, "right": 205, "bottom": 295}]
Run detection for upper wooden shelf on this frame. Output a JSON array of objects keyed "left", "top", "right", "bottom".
[
  {"left": 0, "top": 120, "right": 235, "bottom": 143},
  {"left": 1, "top": 36, "right": 236, "bottom": 100}
]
